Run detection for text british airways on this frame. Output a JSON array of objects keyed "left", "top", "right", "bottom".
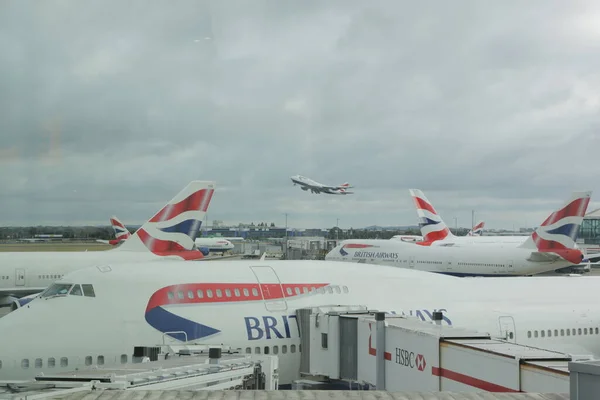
[
  {"left": 353, "top": 251, "right": 399, "bottom": 259},
  {"left": 245, "top": 315, "right": 299, "bottom": 340}
]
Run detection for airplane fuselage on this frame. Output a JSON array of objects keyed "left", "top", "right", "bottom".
[
  {"left": 326, "top": 239, "right": 575, "bottom": 276},
  {"left": 2, "top": 261, "right": 600, "bottom": 385}
]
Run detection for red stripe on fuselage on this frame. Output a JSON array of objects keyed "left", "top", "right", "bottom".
[{"left": 145, "top": 283, "right": 329, "bottom": 313}]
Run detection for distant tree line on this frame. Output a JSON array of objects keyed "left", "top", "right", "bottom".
[{"left": 0, "top": 226, "right": 123, "bottom": 240}]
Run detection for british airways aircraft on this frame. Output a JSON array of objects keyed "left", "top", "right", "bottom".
[
  {"left": 96, "top": 216, "right": 132, "bottom": 246},
  {"left": 1, "top": 260, "right": 600, "bottom": 385},
  {"left": 391, "top": 220, "right": 486, "bottom": 243},
  {"left": 290, "top": 175, "right": 353, "bottom": 195},
  {"left": 325, "top": 191, "right": 591, "bottom": 276},
  {"left": 0, "top": 181, "right": 216, "bottom": 309},
  {"left": 101, "top": 216, "right": 234, "bottom": 255},
  {"left": 409, "top": 189, "right": 533, "bottom": 245}
]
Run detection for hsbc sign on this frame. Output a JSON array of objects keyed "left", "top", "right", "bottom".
[{"left": 395, "top": 348, "right": 427, "bottom": 372}]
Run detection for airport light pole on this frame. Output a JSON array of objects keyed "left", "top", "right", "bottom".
[{"left": 284, "top": 213, "right": 289, "bottom": 260}]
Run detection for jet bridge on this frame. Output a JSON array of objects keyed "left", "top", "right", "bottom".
[
  {"left": 0, "top": 345, "right": 278, "bottom": 398},
  {"left": 295, "top": 306, "right": 579, "bottom": 393}
]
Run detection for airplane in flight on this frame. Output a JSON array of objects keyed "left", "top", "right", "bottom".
[
  {"left": 101, "top": 216, "right": 234, "bottom": 255},
  {"left": 325, "top": 191, "right": 591, "bottom": 276},
  {"left": 290, "top": 175, "right": 354, "bottom": 195},
  {"left": 0, "top": 181, "right": 216, "bottom": 309},
  {"left": 1, "top": 260, "right": 600, "bottom": 385},
  {"left": 391, "top": 220, "right": 486, "bottom": 243}
]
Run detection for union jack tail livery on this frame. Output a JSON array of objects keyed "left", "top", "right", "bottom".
[
  {"left": 107, "top": 216, "right": 131, "bottom": 245},
  {"left": 467, "top": 220, "right": 485, "bottom": 236},
  {"left": 519, "top": 191, "right": 592, "bottom": 265},
  {"left": 115, "top": 181, "right": 216, "bottom": 260},
  {"left": 409, "top": 189, "right": 455, "bottom": 243}
]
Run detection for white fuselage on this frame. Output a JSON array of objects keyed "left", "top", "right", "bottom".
[
  {"left": 194, "top": 238, "right": 234, "bottom": 252},
  {"left": 0, "top": 250, "right": 177, "bottom": 303},
  {"left": 1, "top": 260, "right": 600, "bottom": 385},
  {"left": 326, "top": 239, "right": 573, "bottom": 276}
]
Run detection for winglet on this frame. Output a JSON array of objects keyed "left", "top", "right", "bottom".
[
  {"left": 409, "top": 189, "right": 454, "bottom": 243},
  {"left": 520, "top": 191, "right": 592, "bottom": 265},
  {"left": 115, "top": 181, "right": 216, "bottom": 260}
]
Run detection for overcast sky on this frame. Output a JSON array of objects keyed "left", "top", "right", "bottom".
[{"left": 1, "top": 1, "right": 600, "bottom": 230}]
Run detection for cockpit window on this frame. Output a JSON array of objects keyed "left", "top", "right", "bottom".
[
  {"left": 69, "top": 284, "right": 83, "bottom": 296},
  {"left": 82, "top": 284, "right": 95, "bottom": 297},
  {"left": 40, "top": 283, "right": 73, "bottom": 298}
]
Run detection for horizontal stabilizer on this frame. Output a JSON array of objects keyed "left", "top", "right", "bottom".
[{"left": 528, "top": 249, "right": 584, "bottom": 265}]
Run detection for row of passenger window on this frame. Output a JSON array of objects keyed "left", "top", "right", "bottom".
[
  {"left": 245, "top": 344, "right": 301, "bottom": 355},
  {"left": 167, "top": 285, "right": 350, "bottom": 301},
  {"left": 458, "top": 262, "right": 506, "bottom": 267},
  {"left": 1, "top": 354, "right": 128, "bottom": 370},
  {"left": 416, "top": 261, "right": 443, "bottom": 265},
  {"left": 527, "top": 327, "right": 600, "bottom": 338},
  {"left": 0, "top": 276, "right": 10, "bottom": 280},
  {"left": 37, "top": 274, "right": 64, "bottom": 279}
]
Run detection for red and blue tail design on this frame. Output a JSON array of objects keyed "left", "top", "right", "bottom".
[
  {"left": 520, "top": 191, "right": 592, "bottom": 265},
  {"left": 116, "top": 181, "right": 216, "bottom": 260},
  {"left": 409, "top": 189, "right": 453, "bottom": 245},
  {"left": 107, "top": 216, "right": 131, "bottom": 245},
  {"left": 467, "top": 221, "right": 485, "bottom": 236}
]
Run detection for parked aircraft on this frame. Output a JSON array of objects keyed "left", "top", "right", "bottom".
[
  {"left": 290, "top": 175, "right": 353, "bottom": 195},
  {"left": 391, "top": 220, "right": 486, "bottom": 243},
  {"left": 411, "top": 189, "right": 565, "bottom": 246},
  {"left": 195, "top": 237, "right": 235, "bottom": 255},
  {"left": 325, "top": 191, "right": 591, "bottom": 276},
  {"left": 96, "top": 216, "right": 132, "bottom": 245},
  {"left": 101, "top": 216, "right": 233, "bottom": 255},
  {"left": 467, "top": 220, "right": 485, "bottom": 236},
  {"left": 2, "top": 260, "right": 600, "bottom": 385},
  {"left": 0, "top": 181, "right": 216, "bottom": 309}
]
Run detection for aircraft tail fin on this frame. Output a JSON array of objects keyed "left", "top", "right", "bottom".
[
  {"left": 115, "top": 181, "right": 216, "bottom": 260},
  {"left": 108, "top": 215, "right": 131, "bottom": 244},
  {"left": 467, "top": 220, "right": 485, "bottom": 236},
  {"left": 519, "top": 191, "right": 591, "bottom": 265},
  {"left": 409, "top": 189, "right": 454, "bottom": 242}
]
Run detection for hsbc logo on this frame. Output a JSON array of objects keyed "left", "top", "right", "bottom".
[{"left": 395, "top": 348, "right": 426, "bottom": 372}]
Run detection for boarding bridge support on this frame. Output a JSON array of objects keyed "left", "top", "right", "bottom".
[
  {"left": 295, "top": 305, "right": 374, "bottom": 381},
  {"left": 375, "top": 312, "right": 385, "bottom": 390}
]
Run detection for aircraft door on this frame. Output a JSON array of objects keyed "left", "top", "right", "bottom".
[
  {"left": 15, "top": 269, "right": 25, "bottom": 286},
  {"left": 408, "top": 256, "right": 415, "bottom": 269},
  {"left": 498, "top": 316, "right": 516, "bottom": 342},
  {"left": 250, "top": 266, "right": 288, "bottom": 312},
  {"left": 446, "top": 257, "right": 454, "bottom": 272}
]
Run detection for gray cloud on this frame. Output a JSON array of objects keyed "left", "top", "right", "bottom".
[{"left": 2, "top": 0, "right": 600, "bottom": 229}]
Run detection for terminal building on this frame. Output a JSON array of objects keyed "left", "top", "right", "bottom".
[{"left": 578, "top": 208, "right": 600, "bottom": 245}]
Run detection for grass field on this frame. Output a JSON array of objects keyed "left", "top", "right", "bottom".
[{"left": 0, "top": 242, "right": 113, "bottom": 252}]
